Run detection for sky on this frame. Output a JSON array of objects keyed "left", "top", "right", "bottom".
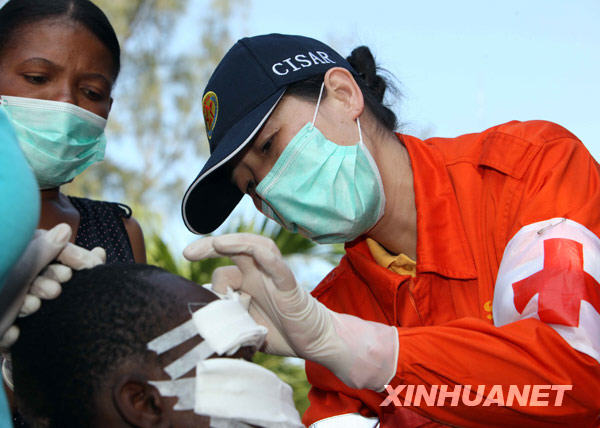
[
  {"left": 163, "top": 0, "right": 600, "bottom": 286},
  {"left": 225, "top": 0, "right": 599, "bottom": 156}
]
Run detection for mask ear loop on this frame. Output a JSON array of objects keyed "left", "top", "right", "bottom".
[
  {"left": 356, "top": 116, "right": 363, "bottom": 146},
  {"left": 311, "top": 81, "right": 364, "bottom": 146},
  {"left": 311, "top": 82, "right": 326, "bottom": 129}
]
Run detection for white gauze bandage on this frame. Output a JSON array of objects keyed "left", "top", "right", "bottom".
[
  {"left": 150, "top": 358, "right": 303, "bottom": 428},
  {"left": 147, "top": 289, "right": 267, "bottom": 380},
  {"left": 147, "top": 288, "right": 301, "bottom": 427},
  {"left": 193, "top": 296, "right": 266, "bottom": 355}
]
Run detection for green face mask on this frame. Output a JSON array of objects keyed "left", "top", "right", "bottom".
[
  {"left": 0, "top": 95, "right": 107, "bottom": 189},
  {"left": 255, "top": 84, "right": 386, "bottom": 244}
]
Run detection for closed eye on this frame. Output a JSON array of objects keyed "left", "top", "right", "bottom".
[
  {"left": 81, "top": 87, "right": 104, "bottom": 101},
  {"left": 261, "top": 138, "right": 272, "bottom": 154},
  {"left": 23, "top": 74, "right": 49, "bottom": 85}
]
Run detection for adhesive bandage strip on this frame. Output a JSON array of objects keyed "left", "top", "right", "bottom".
[
  {"left": 147, "top": 317, "right": 197, "bottom": 354},
  {"left": 150, "top": 358, "right": 303, "bottom": 428},
  {"left": 147, "top": 291, "right": 266, "bottom": 359},
  {"left": 149, "top": 377, "right": 195, "bottom": 410},
  {"left": 164, "top": 341, "right": 214, "bottom": 380}
]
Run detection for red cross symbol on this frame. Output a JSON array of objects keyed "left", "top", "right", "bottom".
[
  {"left": 203, "top": 100, "right": 215, "bottom": 128},
  {"left": 512, "top": 238, "right": 600, "bottom": 327}
]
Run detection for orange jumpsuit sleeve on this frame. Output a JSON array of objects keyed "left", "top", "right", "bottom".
[{"left": 390, "top": 128, "right": 600, "bottom": 427}]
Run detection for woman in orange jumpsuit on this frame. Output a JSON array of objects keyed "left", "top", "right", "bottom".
[{"left": 183, "top": 34, "right": 600, "bottom": 427}]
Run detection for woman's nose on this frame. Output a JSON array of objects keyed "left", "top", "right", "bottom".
[{"left": 51, "top": 84, "right": 78, "bottom": 106}]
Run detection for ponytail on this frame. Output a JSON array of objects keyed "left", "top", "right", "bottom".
[
  {"left": 346, "top": 46, "right": 398, "bottom": 131},
  {"left": 286, "top": 45, "right": 399, "bottom": 132}
]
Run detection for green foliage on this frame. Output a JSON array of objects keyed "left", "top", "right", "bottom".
[
  {"left": 148, "top": 217, "right": 344, "bottom": 284},
  {"left": 147, "top": 233, "right": 234, "bottom": 285}
]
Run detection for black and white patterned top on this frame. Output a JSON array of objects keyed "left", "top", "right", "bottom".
[{"left": 68, "top": 196, "right": 135, "bottom": 264}]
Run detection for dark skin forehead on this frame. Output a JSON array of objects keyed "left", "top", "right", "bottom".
[
  {"left": 151, "top": 271, "right": 219, "bottom": 368},
  {"left": 95, "top": 270, "right": 255, "bottom": 426},
  {"left": 0, "top": 16, "right": 117, "bottom": 78},
  {"left": 148, "top": 271, "right": 255, "bottom": 367},
  {"left": 0, "top": 17, "right": 116, "bottom": 118}
]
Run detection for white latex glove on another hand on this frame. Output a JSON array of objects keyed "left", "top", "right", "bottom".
[
  {"left": 184, "top": 233, "right": 399, "bottom": 391},
  {"left": 0, "top": 223, "right": 106, "bottom": 348}
]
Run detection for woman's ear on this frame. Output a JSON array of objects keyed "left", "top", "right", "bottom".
[
  {"left": 323, "top": 67, "right": 364, "bottom": 119},
  {"left": 114, "top": 376, "right": 167, "bottom": 428}
]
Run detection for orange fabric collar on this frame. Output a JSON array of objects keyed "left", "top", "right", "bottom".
[
  {"left": 344, "top": 134, "right": 477, "bottom": 280},
  {"left": 401, "top": 133, "right": 477, "bottom": 279}
]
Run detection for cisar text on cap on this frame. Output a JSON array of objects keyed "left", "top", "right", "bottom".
[{"left": 271, "top": 51, "right": 336, "bottom": 76}]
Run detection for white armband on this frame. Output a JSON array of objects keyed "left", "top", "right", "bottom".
[{"left": 494, "top": 218, "right": 600, "bottom": 363}]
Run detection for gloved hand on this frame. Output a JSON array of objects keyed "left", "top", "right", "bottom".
[
  {"left": 184, "top": 233, "right": 399, "bottom": 391},
  {"left": 0, "top": 223, "right": 106, "bottom": 348}
]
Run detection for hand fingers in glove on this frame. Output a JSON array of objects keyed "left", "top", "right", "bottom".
[
  {"left": 211, "top": 265, "right": 243, "bottom": 294},
  {"left": 185, "top": 234, "right": 295, "bottom": 291},
  {"left": 183, "top": 235, "right": 218, "bottom": 260},
  {"left": 91, "top": 247, "right": 107, "bottom": 263},
  {"left": 0, "top": 224, "right": 73, "bottom": 343},
  {"left": 57, "top": 243, "right": 106, "bottom": 270},
  {"left": 29, "top": 263, "right": 72, "bottom": 299},
  {"left": 213, "top": 233, "right": 282, "bottom": 257},
  {"left": 184, "top": 233, "right": 281, "bottom": 260},
  {"left": 18, "top": 294, "right": 41, "bottom": 317},
  {"left": 25, "top": 223, "right": 72, "bottom": 275},
  {"left": 30, "top": 276, "right": 62, "bottom": 300},
  {"left": 0, "top": 325, "right": 19, "bottom": 349},
  {"left": 42, "top": 263, "right": 72, "bottom": 283},
  {"left": 210, "top": 234, "right": 296, "bottom": 292},
  {"left": 184, "top": 234, "right": 259, "bottom": 274}
]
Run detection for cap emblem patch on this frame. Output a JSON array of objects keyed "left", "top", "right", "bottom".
[{"left": 202, "top": 91, "right": 218, "bottom": 140}]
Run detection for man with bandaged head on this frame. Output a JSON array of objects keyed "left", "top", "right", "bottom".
[{"left": 11, "top": 264, "right": 302, "bottom": 428}]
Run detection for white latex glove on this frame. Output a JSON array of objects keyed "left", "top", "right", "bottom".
[
  {"left": 184, "top": 233, "right": 399, "bottom": 391},
  {"left": 0, "top": 223, "right": 106, "bottom": 348}
]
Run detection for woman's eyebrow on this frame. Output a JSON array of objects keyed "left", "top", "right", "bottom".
[
  {"left": 81, "top": 72, "right": 112, "bottom": 86},
  {"left": 18, "top": 57, "right": 60, "bottom": 69},
  {"left": 17, "top": 57, "right": 113, "bottom": 85}
]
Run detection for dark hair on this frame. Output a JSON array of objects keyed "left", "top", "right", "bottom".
[
  {"left": 11, "top": 264, "right": 187, "bottom": 427},
  {"left": 286, "top": 45, "right": 398, "bottom": 132},
  {"left": 0, "top": 0, "right": 121, "bottom": 80}
]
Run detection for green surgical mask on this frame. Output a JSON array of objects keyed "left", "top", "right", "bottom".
[
  {"left": 0, "top": 95, "right": 107, "bottom": 189},
  {"left": 256, "top": 84, "right": 386, "bottom": 244}
]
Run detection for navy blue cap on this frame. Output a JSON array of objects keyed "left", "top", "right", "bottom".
[{"left": 182, "top": 33, "right": 355, "bottom": 234}]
